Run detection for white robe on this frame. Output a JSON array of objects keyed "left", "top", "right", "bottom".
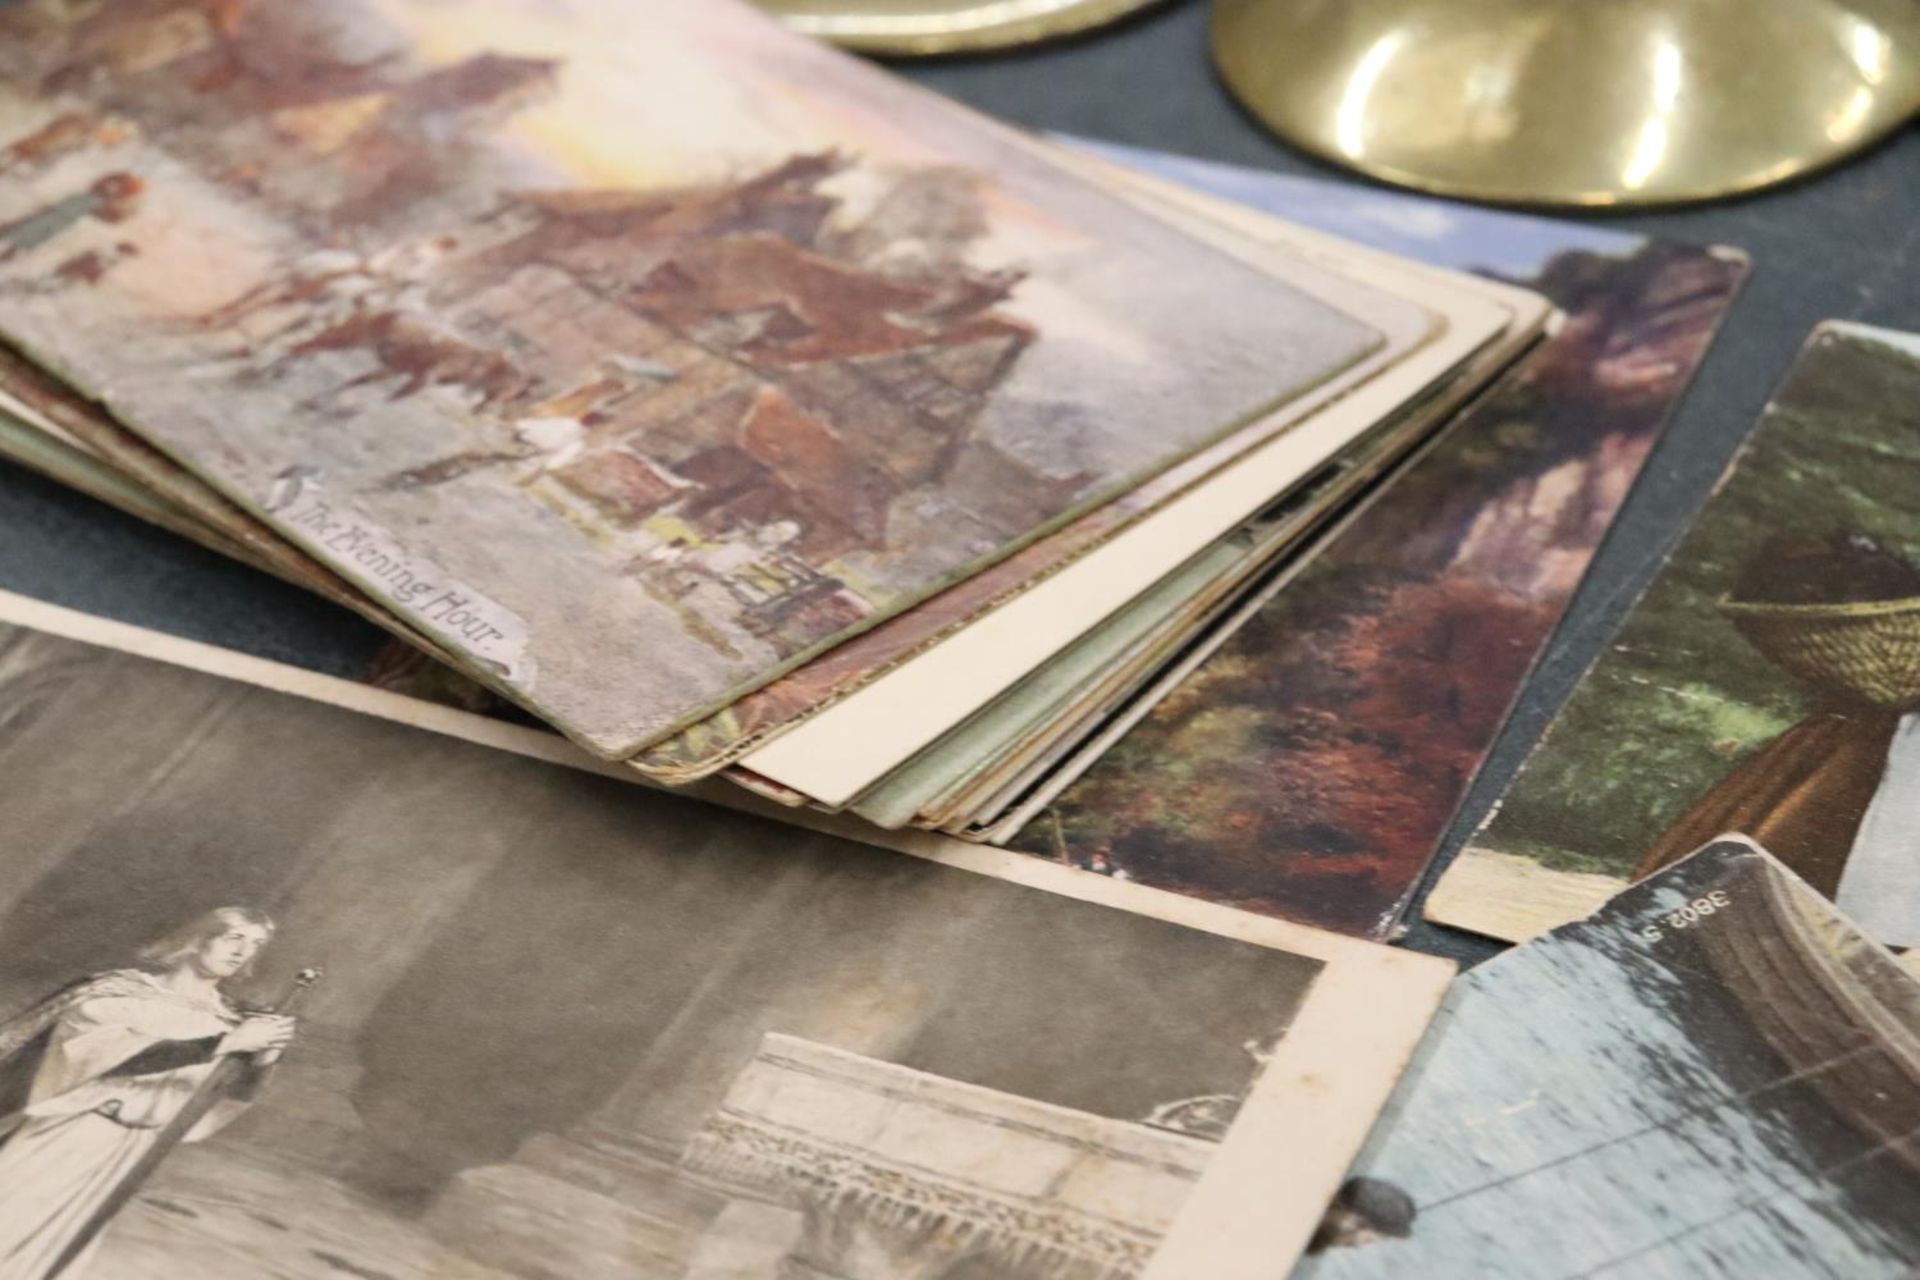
[
  {"left": 1835, "top": 711, "right": 1920, "bottom": 948},
  {"left": 0, "top": 971, "right": 252, "bottom": 1280}
]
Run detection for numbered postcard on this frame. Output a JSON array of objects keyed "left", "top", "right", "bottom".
[
  {"left": 0, "top": 0, "right": 1380, "bottom": 758},
  {"left": 0, "top": 591, "right": 1448, "bottom": 1280},
  {"left": 1301, "top": 837, "right": 1920, "bottom": 1279},
  {"left": 1434, "top": 322, "right": 1920, "bottom": 947}
]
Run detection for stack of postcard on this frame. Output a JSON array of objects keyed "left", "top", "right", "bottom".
[{"left": 0, "top": 0, "right": 1552, "bottom": 840}]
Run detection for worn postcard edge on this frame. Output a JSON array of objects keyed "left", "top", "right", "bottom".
[
  {"left": 741, "top": 276, "right": 1522, "bottom": 805},
  {"left": 626, "top": 175, "right": 1458, "bottom": 783},
  {"left": 958, "top": 290, "right": 1558, "bottom": 847}
]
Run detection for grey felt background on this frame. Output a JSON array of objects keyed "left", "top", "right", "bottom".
[{"left": 0, "top": 0, "right": 1914, "bottom": 967}]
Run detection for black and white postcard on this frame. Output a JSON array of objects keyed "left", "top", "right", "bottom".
[{"left": 0, "top": 590, "right": 1448, "bottom": 1280}]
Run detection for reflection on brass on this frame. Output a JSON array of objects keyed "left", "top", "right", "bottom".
[
  {"left": 1212, "top": 0, "right": 1920, "bottom": 207},
  {"left": 758, "top": 0, "right": 1168, "bottom": 55}
]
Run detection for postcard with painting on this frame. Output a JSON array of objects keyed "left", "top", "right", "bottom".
[
  {"left": 0, "top": 0, "right": 1389, "bottom": 758},
  {"left": 0, "top": 135, "right": 1740, "bottom": 937},
  {"left": 840, "top": 153, "right": 1550, "bottom": 839},
  {"left": 1435, "top": 322, "right": 1920, "bottom": 947},
  {"left": 731, "top": 219, "right": 1528, "bottom": 812},
  {"left": 626, "top": 160, "right": 1478, "bottom": 790},
  {"left": 1002, "top": 143, "right": 1745, "bottom": 938},
  {"left": 1300, "top": 838, "right": 1920, "bottom": 1279},
  {"left": 0, "top": 143, "right": 1456, "bottom": 789},
  {"left": 0, "top": 593, "right": 1449, "bottom": 1280}
]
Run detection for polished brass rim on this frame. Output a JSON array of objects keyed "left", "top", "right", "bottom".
[
  {"left": 758, "top": 0, "right": 1170, "bottom": 56},
  {"left": 1212, "top": 0, "right": 1920, "bottom": 209}
]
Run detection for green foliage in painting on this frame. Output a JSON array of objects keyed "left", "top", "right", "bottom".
[{"left": 1486, "top": 328, "right": 1920, "bottom": 874}]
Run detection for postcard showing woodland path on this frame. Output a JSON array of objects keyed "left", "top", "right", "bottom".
[{"left": 1005, "top": 146, "right": 1745, "bottom": 938}]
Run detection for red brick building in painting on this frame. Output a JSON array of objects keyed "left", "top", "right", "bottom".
[
  {"left": 429, "top": 152, "right": 1060, "bottom": 644},
  {"left": 8, "top": 0, "right": 1074, "bottom": 648}
]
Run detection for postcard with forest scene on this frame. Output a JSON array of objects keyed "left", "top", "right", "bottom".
[
  {"left": 0, "top": 0, "right": 1381, "bottom": 758},
  {"left": 1001, "top": 144, "right": 1746, "bottom": 938},
  {"left": 1435, "top": 323, "right": 1920, "bottom": 947}
]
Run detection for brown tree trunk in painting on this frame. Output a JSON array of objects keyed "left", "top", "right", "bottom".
[{"left": 1634, "top": 709, "right": 1900, "bottom": 895}]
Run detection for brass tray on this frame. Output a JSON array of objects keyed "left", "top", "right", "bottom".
[
  {"left": 1213, "top": 0, "right": 1920, "bottom": 208},
  {"left": 758, "top": 0, "right": 1168, "bottom": 56}
]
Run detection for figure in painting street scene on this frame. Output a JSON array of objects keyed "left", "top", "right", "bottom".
[
  {"left": 0, "top": 172, "right": 144, "bottom": 265},
  {"left": 0, "top": 907, "right": 297, "bottom": 1280}
]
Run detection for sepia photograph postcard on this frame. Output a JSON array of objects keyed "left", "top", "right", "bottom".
[
  {"left": 1300, "top": 838, "right": 1920, "bottom": 1279},
  {"left": 0, "top": 0, "right": 1390, "bottom": 758},
  {"left": 0, "top": 589, "right": 1451, "bottom": 1280},
  {"left": 1434, "top": 322, "right": 1920, "bottom": 948},
  {"left": 1002, "top": 143, "right": 1746, "bottom": 938}
]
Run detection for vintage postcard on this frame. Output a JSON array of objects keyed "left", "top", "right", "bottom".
[
  {"left": 627, "top": 200, "right": 1462, "bottom": 786},
  {"left": 0, "top": 130, "right": 1448, "bottom": 785},
  {"left": 736, "top": 236, "right": 1526, "bottom": 809},
  {"left": 1002, "top": 143, "right": 1746, "bottom": 938},
  {"left": 1300, "top": 838, "right": 1920, "bottom": 1279},
  {"left": 0, "top": 136, "right": 1455, "bottom": 795},
  {"left": 0, "top": 140, "right": 1448, "bottom": 767},
  {"left": 0, "top": 0, "right": 1386, "bottom": 758},
  {"left": 0, "top": 591, "right": 1450, "bottom": 1280},
  {"left": 892, "top": 154, "right": 1551, "bottom": 839},
  {"left": 1435, "top": 322, "right": 1920, "bottom": 947}
]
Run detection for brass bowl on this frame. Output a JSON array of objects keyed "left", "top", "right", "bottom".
[
  {"left": 1721, "top": 595, "right": 1920, "bottom": 709},
  {"left": 1213, "top": 0, "right": 1920, "bottom": 208},
  {"left": 757, "top": 0, "right": 1169, "bottom": 55}
]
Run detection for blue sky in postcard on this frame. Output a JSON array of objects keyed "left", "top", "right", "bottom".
[{"left": 1067, "top": 137, "right": 1642, "bottom": 281}]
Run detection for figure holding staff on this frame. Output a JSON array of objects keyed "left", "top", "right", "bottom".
[{"left": 0, "top": 907, "right": 314, "bottom": 1279}]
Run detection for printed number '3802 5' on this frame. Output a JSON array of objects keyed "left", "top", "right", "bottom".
[{"left": 1638, "top": 889, "right": 1733, "bottom": 943}]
